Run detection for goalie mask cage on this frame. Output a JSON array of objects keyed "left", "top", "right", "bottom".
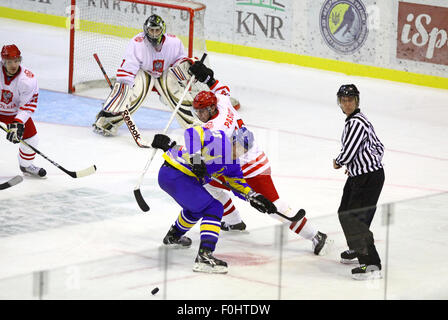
[{"left": 68, "top": 0, "right": 206, "bottom": 93}]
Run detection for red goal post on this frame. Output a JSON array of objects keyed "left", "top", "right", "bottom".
[{"left": 68, "top": 0, "right": 206, "bottom": 93}]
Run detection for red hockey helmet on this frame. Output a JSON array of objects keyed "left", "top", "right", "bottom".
[
  {"left": 193, "top": 91, "right": 217, "bottom": 110},
  {"left": 1, "top": 44, "right": 21, "bottom": 60}
]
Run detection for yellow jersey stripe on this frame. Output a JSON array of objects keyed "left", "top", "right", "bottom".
[{"left": 162, "top": 153, "right": 197, "bottom": 178}]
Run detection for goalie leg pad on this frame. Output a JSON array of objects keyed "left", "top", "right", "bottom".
[
  {"left": 127, "top": 70, "right": 153, "bottom": 115},
  {"left": 93, "top": 70, "right": 153, "bottom": 136},
  {"left": 103, "top": 82, "right": 130, "bottom": 114}
]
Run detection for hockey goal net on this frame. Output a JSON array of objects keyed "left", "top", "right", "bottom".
[{"left": 68, "top": 0, "right": 207, "bottom": 93}]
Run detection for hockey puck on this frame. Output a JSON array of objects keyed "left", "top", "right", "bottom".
[{"left": 151, "top": 287, "right": 159, "bottom": 295}]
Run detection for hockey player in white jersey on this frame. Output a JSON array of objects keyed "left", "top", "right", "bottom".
[
  {"left": 0, "top": 44, "right": 46, "bottom": 178},
  {"left": 93, "top": 14, "right": 207, "bottom": 136},
  {"left": 187, "top": 63, "right": 332, "bottom": 255}
]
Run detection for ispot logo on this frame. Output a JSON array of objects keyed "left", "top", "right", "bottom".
[{"left": 319, "top": 0, "right": 368, "bottom": 54}]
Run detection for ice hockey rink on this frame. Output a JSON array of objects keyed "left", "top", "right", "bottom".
[{"left": 1, "top": 18, "right": 448, "bottom": 300}]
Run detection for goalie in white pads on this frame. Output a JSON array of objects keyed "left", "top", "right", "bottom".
[
  {"left": 93, "top": 14, "right": 189, "bottom": 135},
  {"left": 0, "top": 44, "right": 46, "bottom": 178},
  {"left": 182, "top": 68, "right": 333, "bottom": 255},
  {"left": 93, "top": 14, "right": 235, "bottom": 137}
]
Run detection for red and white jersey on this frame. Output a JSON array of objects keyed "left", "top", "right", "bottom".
[
  {"left": 203, "top": 94, "right": 270, "bottom": 178},
  {"left": 209, "top": 79, "right": 230, "bottom": 96},
  {"left": 0, "top": 65, "right": 39, "bottom": 124},
  {"left": 116, "top": 32, "right": 186, "bottom": 86}
]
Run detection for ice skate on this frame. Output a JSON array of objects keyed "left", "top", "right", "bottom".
[
  {"left": 92, "top": 110, "right": 120, "bottom": 136},
  {"left": 162, "top": 226, "right": 192, "bottom": 248},
  {"left": 193, "top": 247, "right": 228, "bottom": 274},
  {"left": 351, "top": 264, "right": 382, "bottom": 280},
  {"left": 340, "top": 249, "right": 359, "bottom": 264},
  {"left": 312, "top": 231, "right": 333, "bottom": 256},
  {"left": 221, "top": 220, "right": 247, "bottom": 232},
  {"left": 20, "top": 164, "right": 47, "bottom": 178}
]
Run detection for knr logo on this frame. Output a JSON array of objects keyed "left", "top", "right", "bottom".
[
  {"left": 235, "top": 0, "right": 287, "bottom": 41},
  {"left": 397, "top": 2, "right": 448, "bottom": 66}
]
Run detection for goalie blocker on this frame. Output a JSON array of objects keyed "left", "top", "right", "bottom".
[{"left": 93, "top": 58, "right": 241, "bottom": 136}]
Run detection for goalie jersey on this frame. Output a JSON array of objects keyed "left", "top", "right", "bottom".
[
  {"left": 116, "top": 32, "right": 186, "bottom": 86},
  {"left": 0, "top": 65, "right": 38, "bottom": 124},
  {"left": 162, "top": 126, "right": 252, "bottom": 198}
]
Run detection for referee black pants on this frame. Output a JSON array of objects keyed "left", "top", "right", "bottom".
[{"left": 338, "top": 168, "right": 385, "bottom": 266}]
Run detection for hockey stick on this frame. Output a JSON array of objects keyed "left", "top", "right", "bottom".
[
  {"left": 133, "top": 53, "right": 207, "bottom": 212},
  {"left": 93, "top": 53, "right": 151, "bottom": 148},
  {"left": 0, "top": 175, "right": 23, "bottom": 190},
  {"left": 0, "top": 123, "right": 97, "bottom": 178},
  {"left": 207, "top": 175, "right": 305, "bottom": 222}
]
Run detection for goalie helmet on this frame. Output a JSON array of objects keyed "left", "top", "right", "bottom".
[
  {"left": 193, "top": 91, "right": 217, "bottom": 110},
  {"left": 337, "top": 84, "right": 360, "bottom": 107},
  {"left": 1, "top": 44, "right": 21, "bottom": 60},
  {"left": 143, "top": 14, "right": 166, "bottom": 47}
]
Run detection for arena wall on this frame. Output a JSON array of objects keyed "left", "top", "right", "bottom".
[{"left": 1, "top": 0, "right": 447, "bottom": 89}]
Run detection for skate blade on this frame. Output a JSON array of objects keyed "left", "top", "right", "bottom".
[
  {"left": 161, "top": 243, "right": 191, "bottom": 249},
  {"left": 340, "top": 258, "right": 359, "bottom": 264},
  {"left": 316, "top": 238, "right": 334, "bottom": 256},
  {"left": 352, "top": 271, "right": 382, "bottom": 281},
  {"left": 222, "top": 229, "right": 249, "bottom": 234},
  {"left": 192, "top": 263, "right": 228, "bottom": 274}
]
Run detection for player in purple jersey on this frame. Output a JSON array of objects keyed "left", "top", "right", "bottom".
[{"left": 151, "top": 126, "right": 276, "bottom": 274}]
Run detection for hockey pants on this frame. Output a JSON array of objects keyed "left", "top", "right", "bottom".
[{"left": 158, "top": 163, "right": 224, "bottom": 251}]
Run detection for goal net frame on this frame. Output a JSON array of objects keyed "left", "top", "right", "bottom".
[{"left": 67, "top": 0, "right": 206, "bottom": 93}]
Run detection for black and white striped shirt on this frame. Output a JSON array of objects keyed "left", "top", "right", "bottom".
[{"left": 335, "top": 109, "right": 384, "bottom": 177}]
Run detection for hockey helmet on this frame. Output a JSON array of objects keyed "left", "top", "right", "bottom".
[
  {"left": 193, "top": 91, "right": 217, "bottom": 110},
  {"left": 337, "top": 84, "right": 360, "bottom": 107},
  {"left": 143, "top": 14, "right": 166, "bottom": 47},
  {"left": 1, "top": 44, "right": 21, "bottom": 60}
]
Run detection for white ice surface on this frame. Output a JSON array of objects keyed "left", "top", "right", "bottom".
[{"left": 0, "top": 19, "right": 448, "bottom": 300}]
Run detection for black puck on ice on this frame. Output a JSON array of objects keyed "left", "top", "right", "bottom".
[{"left": 151, "top": 287, "right": 159, "bottom": 295}]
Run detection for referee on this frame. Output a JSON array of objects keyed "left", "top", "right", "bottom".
[{"left": 333, "top": 84, "right": 385, "bottom": 280}]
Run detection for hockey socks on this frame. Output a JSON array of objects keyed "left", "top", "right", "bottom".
[{"left": 174, "top": 209, "right": 199, "bottom": 236}]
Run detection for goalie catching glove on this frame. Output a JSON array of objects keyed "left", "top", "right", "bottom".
[
  {"left": 188, "top": 60, "right": 216, "bottom": 88},
  {"left": 6, "top": 121, "right": 24, "bottom": 144},
  {"left": 151, "top": 133, "right": 176, "bottom": 152},
  {"left": 247, "top": 191, "right": 277, "bottom": 214}
]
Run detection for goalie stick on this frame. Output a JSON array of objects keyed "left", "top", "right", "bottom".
[
  {"left": 0, "top": 123, "right": 97, "bottom": 179},
  {"left": 0, "top": 175, "right": 23, "bottom": 190},
  {"left": 93, "top": 53, "right": 151, "bottom": 148},
  {"left": 134, "top": 53, "right": 207, "bottom": 212}
]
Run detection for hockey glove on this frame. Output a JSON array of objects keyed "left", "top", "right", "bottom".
[
  {"left": 151, "top": 134, "right": 176, "bottom": 152},
  {"left": 6, "top": 121, "right": 24, "bottom": 144},
  {"left": 189, "top": 154, "right": 208, "bottom": 179},
  {"left": 188, "top": 60, "right": 216, "bottom": 87},
  {"left": 248, "top": 191, "right": 277, "bottom": 214}
]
